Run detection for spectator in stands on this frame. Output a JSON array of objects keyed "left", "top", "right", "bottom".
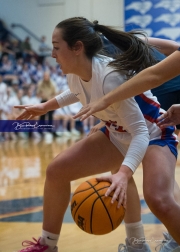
[
  {"left": 1, "top": 41, "right": 14, "bottom": 60},
  {"left": 19, "top": 63, "right": 32, "bottom": 86},
  {"left": 13, "top": 57, "right": 24, "bottom": 76},
  {"left": 21, "top": 36, "right": 34, "bottom": 62},
  {"left": 32, "top": 63, "right": 44, "bottom": 83},
  {"left": 28, "top": 57, "right": 38, "bottom": 76},
  {"left": 0, "top": 54, "right": 13, "bottom": 75},
  {"left": 38, "top": 36, "right": 51, "bottom": 64},
  {"left": 0, "top": 54, "right": 17, "bottom": 85},
  {"left": 43, "top": 58, "right": 51, "bottom": 72},
  {"left": 0, "top": 74, "right": 7, "bottom": 100},
  {"left": 53, "top": 107, "right": 79, "bottom": 137},
  {"left": 0, "top": 74, "right": 7, "bottom": 120},
  {"left": 11, "top": 78, "right": 20, "bottom": 95},
  {"left": 37, "top": 71, "right": 57, "bottom": 139},
  {"left": 11, "top": 39, "right": 23, "bottom": 60},
  {"left": 22, "top": 84, "right": 40, "bottom": 106},
  {"left": 83, "top": 115, "right": 99, "bottom": 135},
  {"left": 51, "top": 68, "right": 67, "bottom": 94},
  {"left": 1, "top": 86, "right": 20, "bottom": 140},
  {"left": 0, "top": 19, "right": 9, "bottom": 42}
]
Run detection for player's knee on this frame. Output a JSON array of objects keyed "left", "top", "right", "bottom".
[
  {"left": 144, "top": 191, "right": 173, "bottom": 216},
  {"left": 46, "top": 154, "right": 69, "bottom": 182}
]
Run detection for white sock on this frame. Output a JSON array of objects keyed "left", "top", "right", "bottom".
[
  {"left": 42, "top": 229, "right": 59, "bottom": 248},
  {"left": 125, "top": 221, "right": 145, "bottom": 249}
]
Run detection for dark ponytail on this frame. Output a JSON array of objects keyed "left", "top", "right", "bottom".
[{"left": 94, "top": 23, "right": 157, "bottom": 77}]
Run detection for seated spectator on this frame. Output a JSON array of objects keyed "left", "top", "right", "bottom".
[
  {"left": 11, "top": 78, "right": 20, "bottom": 95},
  {"left": 53, "top": 106, "right": 81, "bottom": 137},
  {"left": 19, "top": 63, "right": 32, "bottom": 86},
  {"left": 0, "top": 74, "right": 7, "bottom": 100},
  {"left": 1, "top": 86, "right": 20, "bottom": 140},
  {"left": 13, "top": 57, "right": 24, "bottom": 76},
  {"left": 1, "top": 86, "right": 20, "bottom": 119},
  {"left": 0, "top": 55, "right": 17, "bottom": 85},
  {"left": 1, "top": 41, "right": 15, "bottom": 60},
  {"left": 21, "top": 84, "right": 40, "bottom": 107},
  {"left": 51, "top": 67, "right": 67, "bottom": 93},
  {"left": 0, "top": 74, "right": 7, "bottom": 120},
  {"left": 0, "top": 54, "right": 13, "bottom": 75},
  {"left": 32, "top": 63, "right": 44, "bottom": 83},
  {"left": 28, "top": 56, "right": 38, "bottom": 76},
  {"left": 43, "top": 58, "right": 51, "bottom": 72},
  {"left": 11, "top": 39, "right": 23, "bottom": 60},
  {"left": 82, "top": 115, "right": 99, "bottom": 135}
]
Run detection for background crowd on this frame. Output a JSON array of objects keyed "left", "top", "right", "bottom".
[{"left": 0, "top": 23, "right": 98, "bottom": 142}]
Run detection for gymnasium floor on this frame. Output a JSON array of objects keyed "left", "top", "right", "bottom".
[{"left": 0, "top": 134, "right": 180, "bottom": 252}]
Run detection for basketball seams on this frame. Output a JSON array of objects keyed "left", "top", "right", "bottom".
[
  {"left": 72, "top": 182, "right": 110, "bottom": 219},
  {"left": 90, "top": 197, "right": 98, "bottom": 234},
  {"left": 72, "top": 180, "right": 99, "bottom": 196},
  {"left": 71, "top": 179, "right": 125, "bottom": 235},
  {"left": 72, "top": 191, "right": 96, "bottom": 219},
  {"left": 88, "top": 181, "right": 114, "bottom": 231},
  {"left": 73, "top": 185, "right": 110, "bottom": 196}
]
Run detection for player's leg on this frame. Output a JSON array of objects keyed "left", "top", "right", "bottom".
[
  {"left": 43, "top": 131, "right": 124, "bottom": 233},
  {"left": 118, "top": 176, "right": 151, "bottom": 251},
  {"left": 111, "top": 164, "right": 151, "bottom": 251},
  {"left": 142, "top": 145, "right": 180, "bottom": 250},
  {"left": 19, "top": 131, "right": 124, "bottom": 251}
]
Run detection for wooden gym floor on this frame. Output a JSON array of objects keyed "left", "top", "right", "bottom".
[{"left": 0, "top": 134, "right": 180, "bottom": 252}]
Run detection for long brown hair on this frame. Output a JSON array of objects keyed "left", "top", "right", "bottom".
[{"left": 56, "top": 17, "right": 157, "bottom": 78}]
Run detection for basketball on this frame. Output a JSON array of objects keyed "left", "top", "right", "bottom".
[{"left": 71, "top": 178, "right": 125, "bottom": 235}]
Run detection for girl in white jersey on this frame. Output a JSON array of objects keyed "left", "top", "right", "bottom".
[{"left": 15, "top": 17, "right": 180, "bottom": 252}]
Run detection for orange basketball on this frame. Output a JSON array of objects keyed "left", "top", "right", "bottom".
[{"left": 71, "top": 178, "right": 125, "bottom": 235}]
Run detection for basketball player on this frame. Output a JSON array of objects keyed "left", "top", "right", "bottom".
[{"left": 15, "top": 18, "right": 180, "bottom": 252}]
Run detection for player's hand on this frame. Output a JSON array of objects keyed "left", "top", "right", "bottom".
[
  {"left": 14, "top": 104, "right": 48, "bottom": 120},
  {"left": 73, "top": 98, "right": 109, "bottom": 121},
  {"left": 87, "top": 122, "right": 105, "bottom": 136},
  {"left": 157, "top": 104, "right": 180, "bottom": 128},
  {"left": 96, "top": 171, "right": 128, "bottom": 209}
]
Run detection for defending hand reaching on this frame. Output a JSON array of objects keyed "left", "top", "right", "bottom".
[
  {"left": 73, "top": 98, "right": 109, "bottom": 121},
  {"left": 157, "top": 104, "right": 180, "bottom": 128}
]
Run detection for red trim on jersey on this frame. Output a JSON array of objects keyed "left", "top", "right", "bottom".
[
  {"left": 139, "top": 93, "right": 160, "bottom": 108},
  {"left": 144, "top": 114, "right": 157, "bottom": 123}
]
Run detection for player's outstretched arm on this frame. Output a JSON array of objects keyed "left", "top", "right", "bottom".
[
  {"left": 14, "top": 98, "right": 59, "bottom": 120},
  {"left": 74, "top": 51, "right": 180, "bottom": 121},
  {"left": 145, "top": 37, "right": 179, "bottom": 56},
  {"left": 73, "top": 98, "right": 109, "bottom": 121},
  {"left": 157, "top": 104, "right": 180, "bottom": 128}
]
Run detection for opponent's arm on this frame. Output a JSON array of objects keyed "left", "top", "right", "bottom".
[
  {"left": 146, "top": 37, "right": 179, "bottom": 56},
  {"left": 74, "top": 50, "right": 180, "bottom": 121}
]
